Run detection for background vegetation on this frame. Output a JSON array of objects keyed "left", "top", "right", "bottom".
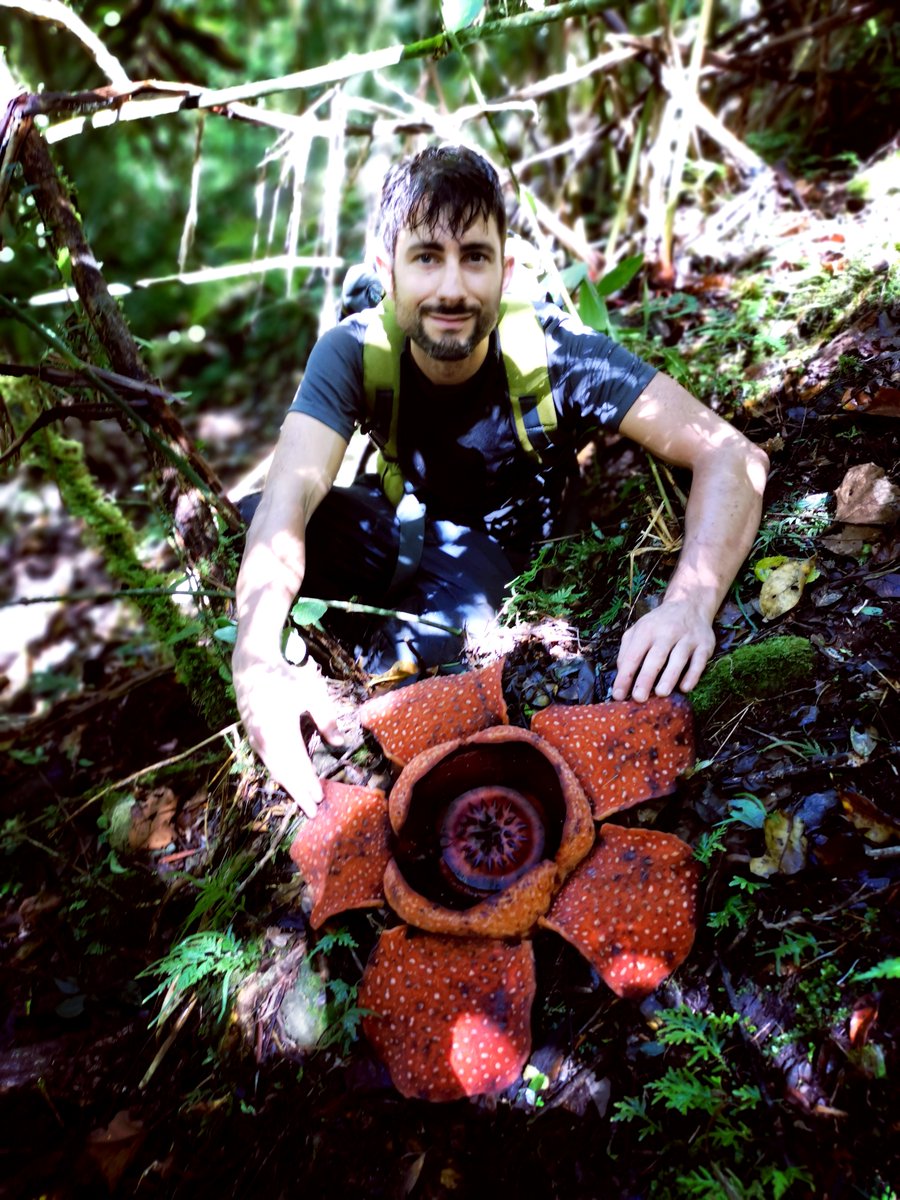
[{"left": 1, "top": 2, "right": 898, "bottom": 1198}]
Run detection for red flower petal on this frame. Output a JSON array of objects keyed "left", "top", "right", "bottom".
[
  {"left": 360, "top": 659, "right": 508, "bottom": 767},
  {"left": 384, "top": 858, "right": 559, "bottom": 939},
  {"left": 288, "top": 780, "right": 390, "bottom": 928},
  {"left": 360, "top": 926, "right": 536, "bottom": 1101},
  {"left": 530, "top": 696, "right": 694, "bottom": 819},
  {"left": 541, "top": 824, "right": 699, "bottom": 998}
]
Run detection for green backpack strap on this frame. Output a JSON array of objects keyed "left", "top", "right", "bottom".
[
  {"left": 362, "top": 300, "right": 406, "bottom": 506},
  {"left": 498, "top": 297, "right": 557, "bottom": 461},
  {"left": 361, "top": 296, "right": 557, "bottom": 504}
]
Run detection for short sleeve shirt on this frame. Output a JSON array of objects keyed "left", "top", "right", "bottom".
[{"left": 288, "top": 301, "right": 656, "bottom": 558}]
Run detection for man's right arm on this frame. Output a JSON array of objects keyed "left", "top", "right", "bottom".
[{"left": 233, "top": 412, "right": 349, "bottom": 815}]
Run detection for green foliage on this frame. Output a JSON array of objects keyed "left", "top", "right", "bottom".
[
  {"left": 140, "top": 929, "right": 261, "bottom": 1027},
  {"left": 760, "top": 958, "right": 851, "bottom": 1068},
  {"left": 138, "top": 837, "right": 259, "bottom": 1030},
  {"left": 562, "top": 255, "right": 645, "bottom": 337},
  {"left": 31, "top": 421, "right": 234, "bottom": 727},
  {"left": 695, "top": 792, "right": 768, "bottom": 868},
  {"left": 613, "top": 1004, "right": 811, "bottom": 1199},
  {"left": 753, "top": 491, "right": 832, "bottom": 557},
  {"left": 307, "top": 929, "right": 373, "bottom": 1055},
  {"left": 707, "top": 877, "right": 767, "bottom": 932},
  {"left": 501, "top": 526, "right": 625, "bottom": 624},
  {"left": 852, "top": 957, "right": 900, "bottom": 982},
  {"left": 178, "top": 852, "right": 254, "bottom": 935},
  {"left": 766, "top": 929, "right": 821, "bottom": 977},
  {"left": 518, "top": 1063, "right": 550, "bottom": 1108}
]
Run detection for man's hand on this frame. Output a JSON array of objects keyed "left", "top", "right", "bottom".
[
  {"left": 611, "top": 371, "right": 769, "bottom": 704},
  {"left": 612, "top": 600, "right": 716, "bottom": 702},
  {"left": 234, "top": 653, "right": 344, "bottom": 817}
]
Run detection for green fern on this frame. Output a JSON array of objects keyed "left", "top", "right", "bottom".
[
  {"left": 139, "top": 928, "right": 260, "bottom": 1027},
  {"left": 612, "top": 1004, "right": 809, "bottom": 1199}
]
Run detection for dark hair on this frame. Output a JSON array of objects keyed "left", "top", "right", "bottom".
[{"left": 377, "top": 145, "right": 507, "bottom": 259}]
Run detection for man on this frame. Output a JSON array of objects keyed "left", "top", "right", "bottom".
[{"left": 234, "top": 145, "right": 769, "bottom": 816}]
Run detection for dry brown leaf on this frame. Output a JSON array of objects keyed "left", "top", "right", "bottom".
[
  {"left": 759, "top": 557, "right": 815, "bottom": 621},
  {"left": 819, "top": 525, "right": 882, "bottom": 556},
  {"left": 843, "top": 386, "right": 900, "bottom": 419},
  {"left": 849, "top": 995, "right": 879, "bottom": 1049},
  {"left": 834, "top": 463, "right": 900, "bottom": 525},
  {"left": 129, "top": 786, "right": 178, "bottom": 851},
  {"left": 840, "top": 789, "right": 900, "bottom": 844},
  {"left": 86, "top": 1109, "right": 145, "bottom": 1190}
]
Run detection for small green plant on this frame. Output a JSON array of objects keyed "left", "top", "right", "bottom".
[
  {"left": 707, "top": 877, "right": 767, "bottom": 932},
  {"left": 761, "top": 928, "right": 821, "bottom": 976},
  {"left": 695, "top": 793, "right": 768, "bottom": 869},
  {"left": 753, "top": 491, "right": 832, "bottom": 557},
  {"left": 140, "top": 928, "right": 261, "bottom": 1027},
  {"left": 501, "top": 526, "right": 624, "bottom": 623},
  {"left": 612, "top": 1004, "right": 811, "bottom": 1198},
  {"left": 852, "top": 957, "right": 900, "bottom": 982},
  {"left": 177, "top": 852, "right": 254, "bottom": 934},
  {"left": 518, "top": 1063, "right": 550, "bottom": 1109},
  {"left": 308, "top": 929, "right": 374, "bottom": 1056}
]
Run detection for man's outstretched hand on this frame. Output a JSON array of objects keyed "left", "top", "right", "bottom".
[
  {"left": 233, "top": 653, "right": 344, "bottom": 817},
  {"left": 612, "top": 599, "right": 716, "bottom": 703}
]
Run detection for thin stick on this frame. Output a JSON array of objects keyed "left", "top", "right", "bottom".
[{"left": 68, "top": 724, "right": 241, "bottom": 818}]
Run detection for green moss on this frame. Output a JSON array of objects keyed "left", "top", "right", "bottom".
[
  {"left": 39, "top": 428, "right": 235, "bottom": 728},
  {"left": 691, "top": 636, "right": 815, "bottom": 720}
]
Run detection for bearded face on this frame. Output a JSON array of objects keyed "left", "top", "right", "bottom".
[{"left": 388, "top": 214, "right": 511, "bottom": 370}]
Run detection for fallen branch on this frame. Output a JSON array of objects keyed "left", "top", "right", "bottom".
[{"left": 1, "top": 0, "right": 132, "bottom": 86}]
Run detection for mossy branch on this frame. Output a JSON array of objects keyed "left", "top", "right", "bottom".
[
  {"left": 36, "top": 426, "right": 236, "bottom": 729},
  {"left": 19, "top": 1, "right": 612, "bottom": 120}
]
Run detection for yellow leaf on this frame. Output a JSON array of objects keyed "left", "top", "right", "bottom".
[
  {"left": 753, "top": 555, "right": 788, "bottom": 582},
  {"left": 749, "top": 810, "right": 808, "bottom": 877},
  {"left": 759, "top": 557, "right": 816, "bottom": 621}
]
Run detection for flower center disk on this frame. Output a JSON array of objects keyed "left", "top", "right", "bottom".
[{"left": 441, "top": 786, "right": 545, "bottom": 892}]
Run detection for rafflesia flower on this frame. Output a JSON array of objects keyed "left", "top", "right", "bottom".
[{"left": 289, "top": 658, "right": 699, "bottom": 1103}]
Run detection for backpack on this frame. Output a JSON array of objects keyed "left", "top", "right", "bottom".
[{"left": 361, "top": 297, "right": 558, "bottom": 506}]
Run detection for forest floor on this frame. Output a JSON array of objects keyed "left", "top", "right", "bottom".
[{"left": 1, "top": 156, "right": 899, "bottom": 1200}]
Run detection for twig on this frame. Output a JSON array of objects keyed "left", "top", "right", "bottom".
[
  {"left": 139, "top": 995, "right": 198, "bottom": 1090},
  {"left": 0, "top": 296, "right": 238, "bottom": 527},
  {"left": 0, "top": 586, "right": 461, "bottom": 636},
  {"left": 0, "top": 401, "right": 124, "bottom": 466},
  {"left": 70, "top": 723, "right": 241, "bottom": 816},
  {"left": 1, "top": 0, "right": 132, "bottom": 87},
  {"left": 194, "top": 1, "right": 613, "bottom": 110},
  {"left": 0, "top": 587, "right": 235, "bottom": 608},
  {"left": 295, "top": 598, "right": 463, "bottom": 637},
  {"left": 8, "top": 130, "right": 244, "bottom": 576},
  {"left": 12, "top": 0, "right": 610, "bottom": 137},
  {"left": 0, "top": 360, "right": 179, "bottom": 401}
]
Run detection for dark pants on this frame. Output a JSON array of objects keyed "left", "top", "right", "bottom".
[{"left": 240, "top": 481, "right": 515, "bottom": 673}]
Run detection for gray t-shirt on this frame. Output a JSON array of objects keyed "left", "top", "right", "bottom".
[{"left": 289, "top": 301, "right": 656, "bottom": 557}]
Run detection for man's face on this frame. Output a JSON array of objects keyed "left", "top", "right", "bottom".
[{"left": 387, "top": 215, "right": 513, "bottom": 365}]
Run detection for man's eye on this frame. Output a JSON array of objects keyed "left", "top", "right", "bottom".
[
  {"left": 416, "top": 253, "right": 435, "bottom": 264},
  {"left": 466, "top": 253, "right": 487, "bottom": 263}
]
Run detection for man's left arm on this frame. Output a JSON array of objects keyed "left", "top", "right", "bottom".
[{"left": 612, "top": 371, "right": 770, "bottom": 702}]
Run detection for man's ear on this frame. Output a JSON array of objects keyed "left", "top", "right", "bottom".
[
  {"left": 501, "top": 253, "right": 515, "bottom": 293},
  {"left": 375, "top": 253, "right": 394, "bottom": 299}
]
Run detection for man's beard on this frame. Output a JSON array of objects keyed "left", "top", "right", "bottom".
[{"left": 407, "top": 304, "right": 497, "bottom": 362}]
